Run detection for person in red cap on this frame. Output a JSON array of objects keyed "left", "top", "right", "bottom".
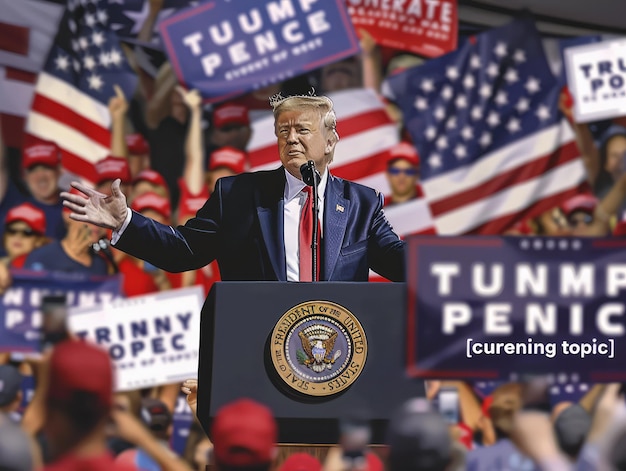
[
  {"left": 94, "top": 155, "right": 132, "bottom": 196},
  {"left": 1, "top": 202, "right": 48, "bottom": 268},
  {"left": 42, "top": 339, "right": 130, "bottom": 470},
  {"left": 384, "top": 142, "right": 422, "bottom": 206},
  {"left": 126, "top": 133, "right": 151, "bottom": 178},
  {"left": 559, "top": 193, "right": 611, "bottom": 237},
  {"left": 21, "top": 137, "right": 66, "bottom": 240},
  {"left": 176, "top": 87, "right": 221, "bottom": 296},
  {"left": 116, "top": 191, "right": 173, "bottom": 296},
  {"left": 24, "top": 188, "right": 109, "bottom": 276},
  {"left": 132, "top": 169, "right": 170, "bottom": 203},
  {"left": 208, "top": 101, "right": 252, "bottom": 155},
  {"left": 42, "top": 339, "right": 192, "bottom": 471},
  {"left": 210, "top": 398, "right": 277, "bottom": 471},
  {"left": 207, "top": 147, "right": 248, "bottom": 194}
]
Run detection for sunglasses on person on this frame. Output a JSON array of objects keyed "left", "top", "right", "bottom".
[
  {"left": 5, "top": 227, "right": 38, "bottom": 237},
  {"left": 568, "top": 213, "right": 594, "bottom": 228},
  {"left": 387, "top": 167, "right": 419, "bottom": 176}
]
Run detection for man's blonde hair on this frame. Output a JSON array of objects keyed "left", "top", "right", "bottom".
[{"left": 271, "top": 95, "right": 340, "bottom": 146}]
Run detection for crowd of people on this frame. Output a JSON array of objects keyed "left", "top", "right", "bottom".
[{"left": 3, "top": 0, "right": 626, "bottom": 469}]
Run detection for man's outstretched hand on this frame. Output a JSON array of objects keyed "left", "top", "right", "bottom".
[{"left": 61, "top": 179, "right": 128, "bottom": 231}]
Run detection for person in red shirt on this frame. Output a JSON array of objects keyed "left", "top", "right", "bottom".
[
  {"left": 43, "top": 339, "right": 191, "bottom": 471},
  {"left": 131, "top": 169, "right": 170, "bottom": 203},
  {"left": 2, "top": 202, "right": 48, "bottom": 268},
  {"left": 42, "top": 339, "right": 135, "bottom": 470},
  {"left": 384, "top": 142, "right": 422, "bottom": 207},
  {"left": 94, "top": 155, "right": 132, "bottom": 197},
  {"left": 118, "top": 191, "right": 173, "bottom": 297}
]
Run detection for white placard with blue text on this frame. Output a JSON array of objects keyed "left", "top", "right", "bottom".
[
  {"left": 68, "top": 286, "right": 204, "bottom": 391},
  {"left": 564, "top": 38, "right": 626, "bottom": 123}
]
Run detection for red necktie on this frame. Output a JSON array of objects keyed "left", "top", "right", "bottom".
[{"left": 299, "top": 186, "right": 320, "bottom": 282}]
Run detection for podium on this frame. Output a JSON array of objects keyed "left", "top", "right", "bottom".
[{"left": 197, "top": 282, "right": 424, "bottom": 444}]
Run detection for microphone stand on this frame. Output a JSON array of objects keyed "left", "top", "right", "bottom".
[{"left": 300, "top": 160, "right": 321, "bottom": 282}]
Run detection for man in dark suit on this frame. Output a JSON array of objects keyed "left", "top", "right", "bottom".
[{"left": 62, "top": 93, "right": 405, "bottom": 282}]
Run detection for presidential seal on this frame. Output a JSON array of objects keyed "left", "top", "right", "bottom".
[{"left": 269, "top": 301, "right": 367, "bottom": 397}]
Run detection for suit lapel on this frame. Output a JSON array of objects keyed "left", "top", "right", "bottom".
[
  {"left": 323, "top": 174, "right": 349, "bottom": 281},
  {"left": 256, "top": 168, "right": 287, "bottom": 281}
]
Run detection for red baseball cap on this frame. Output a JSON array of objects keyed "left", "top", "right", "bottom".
[
  {"left": 5, "top": 203, "right": 46, "bottom": 235},
  {"left": 387, "top": 142, "right": 420, "bottom": 167},
  {"left": 95, "top": 156, "right": 131, "bottom": 185},
  {"left": 209, "top": 147, "right": 247, "bottom": 174},
  {"left": 22, "top": 139, "right": 60, "bottom": 170},
  {"left": 279, "top": 453, "right": 321, "bottom": 471},
  {"left": 213, "top": 102, "right": 249, "bottom": 128},
  {"left": 561, "top": 194, "right": 598, "bottom": 217},
  {"left": 130, "top": 191, "right": 171, "bottom": 220},
  {"left": 126, "top": 133, "right": 150, "bottom": 155},
  {"left": 46, "top": 339, "right": 113, "bottom": 411},
  {"left": 133, "top": 169, "right": 168, "bottom": 189},
  {"left": 211, "top": 399, "right": 277, "bottom": 467}
]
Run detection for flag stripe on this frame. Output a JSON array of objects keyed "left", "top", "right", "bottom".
[
  {"left": 5, "top": 66, "right": 37, "bottom": 83},
  {"left": 423, "top": 121, "right": 575, "bottom": 202},
  {"left": 433, "top": 159, "right": 587, "bottom": 234},
  {"left": 26, "top": 111, "right": 109, "bottom": 163},
  {"left": 430, "top": 140, "right": 580, "bottom": 216},
  {"left": 384, "top": 197, "right": 438, "bottom": 236},
  {"left": 468, "top": 186, "right": 584, "bottom": 235},
  {"left": 330, "top": 149, "right": 390, "bottom": 181},
  {"left": 0, "top": 22, "right": 29, "bottom": 55},
  {"left": 336, "top": 109, "right": 392, "bottom": 137},
  {"left": 0, "top": 66, "right": 35, "bottom": 116},
  {"left": 34, "top": 73, "right": 111, "bottom": 127},
  {"left": 31, "top": 93, "right": 111, "bottom": 148}
]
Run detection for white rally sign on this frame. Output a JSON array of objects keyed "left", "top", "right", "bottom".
[
  {"left": 69, "top": 286, "right": 204, "bottom": 391},
  {"left": 565, "top": 38, "right": 626, "bottom": 123}
]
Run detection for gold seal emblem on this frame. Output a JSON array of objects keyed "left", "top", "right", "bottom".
[{"left": 269, "top": 301, "right": 367, "bottom": 397}]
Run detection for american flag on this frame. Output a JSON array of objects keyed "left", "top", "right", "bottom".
[
  {"left": 0, "top": 0, "right": 63, "bottom": 148},
  {"left": 248, "top": 87, "right": 437, "bottom": 237},
  {"left": 384, "top": 19, "right": 587, "bottom": 235},
  {"left": 25, "top": 0, "right": 137, "bottom": 183}
]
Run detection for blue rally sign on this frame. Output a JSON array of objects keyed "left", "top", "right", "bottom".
[
  {"left": 159, "top": 0, "right": 360, "bottom": 103},
  {"left": 0, "top": 270, "right": 122, "bottom": 352},
  {"left": 406, "top": 236, "right": 626, "bottom": 381}
]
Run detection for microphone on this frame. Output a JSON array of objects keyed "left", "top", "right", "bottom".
[
  {"left": 91, "top": 238, "right": 119, "bottom": 273},
  {"left": 299, "top": 160, "right": 320, "bottom": 282},
  {"left": 299, "top": 161, "right": 321, "bottom": 187}
]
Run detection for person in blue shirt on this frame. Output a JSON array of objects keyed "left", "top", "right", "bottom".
[{"left": 25, "top": 190, "right": 108, "bottom": 276}]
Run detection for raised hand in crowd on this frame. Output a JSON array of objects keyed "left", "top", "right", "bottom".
[
  {"left": 181, "top": 379, "right": 198, "bottom": 416},
  {"left": 359, "top": 28, "right": 383, "bottom": 92},
  {"left": 61, "top": 179, "right": 128, "bottom": 231},
  {"left": 109, "top": 84, "right": 130, "bottom": 159}
]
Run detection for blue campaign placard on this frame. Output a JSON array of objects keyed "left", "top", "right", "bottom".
[
  {"left": 406, "top": 236, "right": 626, "bottom": 381},
  {"left": 0, "top": 270, "right": 122, "bottom": 352},
  {"left": 159, "top": 0, "right": 360, "bottom": 102}
]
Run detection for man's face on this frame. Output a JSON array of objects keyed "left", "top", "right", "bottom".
[
  {"left": 386, "top": 159, "right": 419, "bottom": 197},
  {"left": 276, "top": 108, "right": 335, "bottom": 179},
  {"left": 24, "top": 164, "right": 59, "bottom": 203}
]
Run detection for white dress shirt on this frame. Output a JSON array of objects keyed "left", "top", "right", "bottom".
[
  {"left": 112, "top": 168, "right": 328, "bottom": 282},
  {"left": 283, "top": 168, "right": 327, "bottom": 282}
]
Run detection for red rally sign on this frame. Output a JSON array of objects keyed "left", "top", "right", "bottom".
[{"left": 346, "top": 0, "right": 458, "bottom": 58}]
